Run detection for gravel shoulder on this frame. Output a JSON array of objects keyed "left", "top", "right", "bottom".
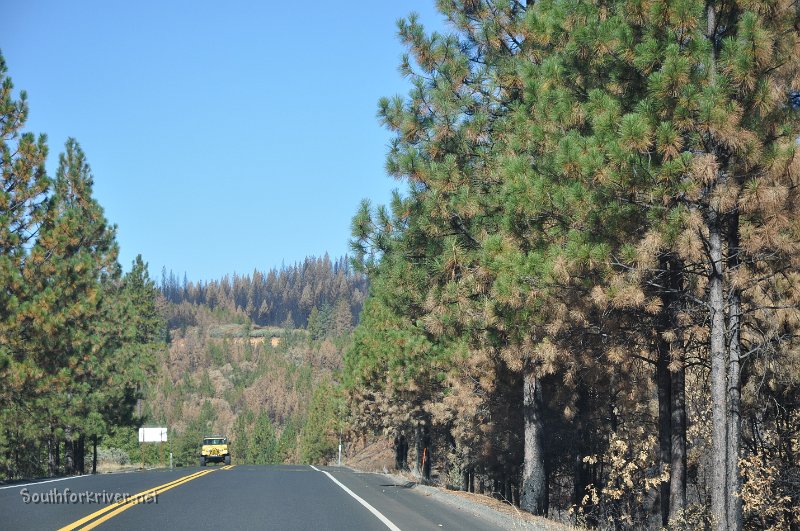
[{"left": 350, "top": 466, "right": 579, "bottom": 531}]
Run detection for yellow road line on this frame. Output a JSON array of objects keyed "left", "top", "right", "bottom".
[
  {"left": 220, "top": 465, "right": 235, "bottom": 470},
  {"left": 77, "top": 470, "right": 213, "bottom": 530},
  {"left": 58, "top": 469, "right": 211, "bottom": 531}
]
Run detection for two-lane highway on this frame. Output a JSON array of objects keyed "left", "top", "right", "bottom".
[{"left": 0, "top": 465, "right": 503, "bottom": 530}]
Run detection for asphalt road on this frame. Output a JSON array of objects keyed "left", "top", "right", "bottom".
[{"left": 0, "top": 465, "right": 504, "bottom": 530}]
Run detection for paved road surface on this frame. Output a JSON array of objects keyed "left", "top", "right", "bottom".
[{"left": 0, "top": 465, "right": 504, "bottom": 530}]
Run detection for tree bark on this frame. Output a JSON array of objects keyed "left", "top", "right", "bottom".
[
  {"left": 414, "top": 422, "right": 432, "bottom": 481},
  {"left": 670, "top": 362, "right": 687, "bottom": 525},
  {"left": 65, "top": 428, "right": 75, "bottom": 475},
  {"left": 726, "top": 216, "right": 743, "bottom": 531},
  {"left": 663, "top": 254, "right": 687, "bottom": 526},
  {"left": 520, "top": 365, "right": 547, "bottom": 515},
  {"left": 709, "top": 216, "right": 729, "bottom": 531},
  {"left": 706, "top": 4, "right": 734, "bottom": 527},
  {"left": 92, "top": 435, "right": 98, "bottom": 475},
  {"left": 414, "top": 425, "right": 422, "bottom": 476},
  {"left": 394, "top": 434, "right": 407, "bottom": 471},
  {"left": 657, "top": 337, "right": 672, "bottom": 528},
  {"left": 48, "top": 425, "right": 58, "bottom": 477},
  {"left": 422, "top": 427, "right": 432, "bottom": 481},
  {"left": 401, "top": 435, "right": 408, "bottom": 470},
  {"left": 76, "top": 435, "right": 85, "bottom": 475}
]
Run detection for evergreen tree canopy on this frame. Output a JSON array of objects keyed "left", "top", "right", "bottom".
[
  {"left": 346, "top": 2, "right": 800, "bottom": 528},
  {"left": 0, "top": 52, "right": 164, "bottom": 479}
]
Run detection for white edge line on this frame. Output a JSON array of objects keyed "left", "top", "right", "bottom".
[
  {"left": 0, "top": 474, "right": 92, "bottom": 490},
  {"left": 310, "top": 466, "right": 402, "bottom": 531}
]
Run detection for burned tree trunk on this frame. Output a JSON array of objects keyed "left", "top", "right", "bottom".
[
  {"left": 726, "top": 215, "right": 743, "bottom": 531},
  {"left": 657, "top": 337, "right": 672, "bottom": 528},
  {"left": 670, "top": 360, "right": 687, "bottom": 525},
  {"left": 520, "top": 364, "right": 547, "bottom": 515},
  {"left": 709, "top": 214, "right": 729, "bottom": 531},
  {"left": 76, "top": 435, "right": 85, "bottom": 475},
  {"left": 414, "top": 421, "right": 432, "bottom": 481},
  {"left": 394, "top": 433, "right": 408, "bottom": 471},
  {"left": 48, "top": 425, "right": 58, "bottom": 477},
  {"left": 92, "top": 435, "right": 98, "bottom": 475},
  {"left": 64, "top": 428, "right": 75, "bottom": 475}
]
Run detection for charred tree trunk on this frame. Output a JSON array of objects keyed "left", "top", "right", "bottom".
[
  {"left": 670, "top": 360, "right": 687, "bottom": 525},
  {"left": 705, "top": 6, "right": 732, "bottom": 529},
  {"left": 709, "top": 213, "right": 729, "bottom": 531},
  {"left": 652, "top": 254, "right": 689, "bottom": 527},
  {"left": 76, "top": 435, "right": 85, "bottom": 475},
  {"left": 657, "top": 338, "right": 672, "bottom": 528},
  {"left": 665, "top": 255, "right": 688, "bottom": 526},
  {"left": 401, "top": 435, "right": 408, "bottom": 470},
  {"left": 64, "top": 428, "right": 75, "bottom": 475},
  {"left": 415, "top": 425, "right": 423, "bottom": 476},
  {"left": 92, "top": 435, "right": 98, "bottom": 475},
  {"left": 422, "top": 426, "right": 432, "bottom": 481},
  {"left": 4, "top": 445, "right": 12, "bottom": 481},
  {"left": 726, "top": 215, "right": 743, "bottom": 531},
  {"left": 48, "top": 425, "right": 58, "bottom": 477},
  {"left": 520, "top": 365, "right": 547, "bottom": 515},
  {"left": 414, "top": 422, "right": 432, "bottom": 481},
  {"left": 394, "top": 433, "right": 408, "bottom": 471}
]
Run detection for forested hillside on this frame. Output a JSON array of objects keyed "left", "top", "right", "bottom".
[
  {"left": 99, "top": 260, "right": 362, "bottom": 470},
  {"left": 159, "top": 255, "right": 367, "bottom": 329},
  {"left": 0, "top": 55, "right": 164, "bottom": 479},
  {"left": 343, "top": 2, "right": 800, "bottom": 530}
]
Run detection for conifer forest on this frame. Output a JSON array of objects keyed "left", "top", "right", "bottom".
[{"left": 2, "top": 1, "right": 799, "bottom": 530}]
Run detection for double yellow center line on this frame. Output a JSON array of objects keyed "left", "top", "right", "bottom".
[{"left": 59, "top": 466, "right": 234, "bottom": 530}]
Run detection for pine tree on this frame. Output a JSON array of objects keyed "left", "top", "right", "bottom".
[
  {"left": 299, "top": 379, "right": 342, "bottom": 464},
  {"left": 19, "top": 138, "right": 120, "bottom": 474},
  {"left": 348, "top": 0, "right": 535, "bottom": 495},
  {"left": 231, "top": 408, "right": 253, "bottom": 464},
  {"left": 250, "top": 411, "right": 277, "bottom": 465},
  {"left": 348, "top": 1, "right": 799, "bottom": 525},
  {"left": 504, "top": 1, "right": 800, "bottom": 527},
  {"left": 0, "top": 55, "right": 162, "bottom": 479},
  {"left": 307, "top": 306, "right": 323, "bottom": 340},
  {"left": 0, "top": 52, "right": 50, "bottom": 477}
]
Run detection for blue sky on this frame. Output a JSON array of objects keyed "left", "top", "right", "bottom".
[{"left": 1, "top": 1, "right": 447, "bottom": 281}]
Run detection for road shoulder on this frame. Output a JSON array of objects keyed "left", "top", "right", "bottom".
[{"left": 346, "top": 466, "right": 576, "bottom": 531}]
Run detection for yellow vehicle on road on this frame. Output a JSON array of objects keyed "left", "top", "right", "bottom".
[{"left": 200, "top": 436, "right": 231, "bottom": 466}]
